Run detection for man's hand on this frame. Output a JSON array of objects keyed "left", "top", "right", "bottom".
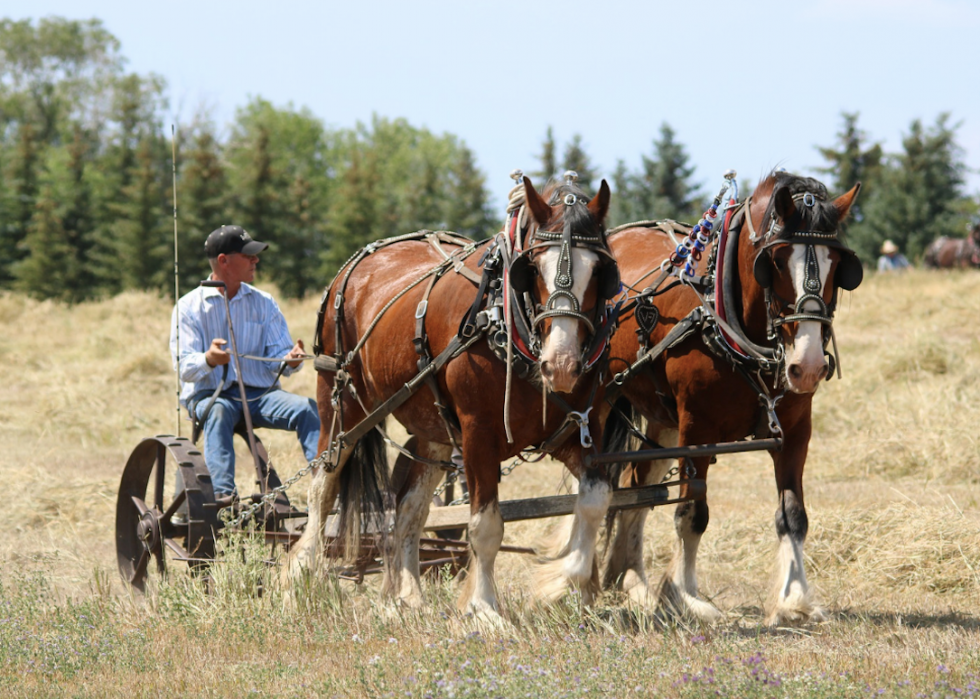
[
  {"left": 205, "top": 338, "right": 230, "bottom": 368},
  {"left": 285, "top": 339, "right": 306, "bottom": 369}
]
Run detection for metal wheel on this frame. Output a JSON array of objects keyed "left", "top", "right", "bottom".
[{"left": 115, "top": 435, "right": 219, "bottom": 591}]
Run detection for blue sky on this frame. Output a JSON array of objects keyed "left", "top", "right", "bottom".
[{"left": 8, "top": 0, "right": 980, "bottom": 211}]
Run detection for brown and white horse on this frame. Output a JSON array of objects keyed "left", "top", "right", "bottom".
[
  {"left": 594, "top": 172, "right": 862, "bottom": 625},
  {"left": 283, "top": 177, "right": 618, "bottom": 622},
  {"left": 923, "top": 225, "right": 980, "bottom": 269}
]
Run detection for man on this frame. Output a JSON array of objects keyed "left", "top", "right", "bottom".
[
  {"left": 877, "top": 239, "right": 910, "bottom": 273},
  {"left": 169, "top": 225, "right": 320, "bottom": 500}
]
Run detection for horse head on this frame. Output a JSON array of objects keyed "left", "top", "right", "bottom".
[
  {"left": 511, "top": 175, "right": 616, "bottom": 393},
  {"left": 743, "top": 172, "right": 862, "bottom": 394}
]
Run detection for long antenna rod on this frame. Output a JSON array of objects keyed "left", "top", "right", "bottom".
[{"left": 172, "top": 124, "right": 181, "bottom": 437}]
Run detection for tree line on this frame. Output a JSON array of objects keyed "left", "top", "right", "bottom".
[{"left": 2, "top": 18, "right": 975, "bottom": 303}]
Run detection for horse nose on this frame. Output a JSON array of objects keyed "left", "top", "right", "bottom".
[
  {"left": 541, "top": 361, "right": 554, "bottom": 380},
  {"left": 787, "top": 360, "right": 829, "bottom": 392},
  {"left": 569, "top": 359, "right": 582, "bottom": 379}
]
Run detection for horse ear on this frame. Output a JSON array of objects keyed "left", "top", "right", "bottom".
[
  {"left": 773, "top": 186, "right": 797, "bottom": 223},
  {"left": 588, "top": 179, "right": 611, "bottom": 224},
  {"left": 833, "top": 182, "right": 862, "bottom": 222},
  {"left": 523, "top": 176, "right": 552, "bottom": 229}
]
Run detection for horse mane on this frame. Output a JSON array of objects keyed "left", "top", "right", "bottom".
[
  {"left": 755, "top": 171, "right": 844, "bottom": 240},
  {"left": 541, "top": 181, "right": 607, "bottom": 243}
]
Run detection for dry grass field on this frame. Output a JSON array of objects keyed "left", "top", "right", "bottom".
[{"left": 1, "top": 268, "right": 979, "bottom": 697}]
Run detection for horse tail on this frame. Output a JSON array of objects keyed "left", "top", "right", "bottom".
[
  {"left": 600, "top": 397, "right": 636, "bottom": 539},
  {"left": 335, "top": 427, "right": 392, "bottom": 564},
  {"left": 603, "top": 396, "right": 635, "bottom": 456}
]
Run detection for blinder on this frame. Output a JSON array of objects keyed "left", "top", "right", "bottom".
[
  {"left": 509, "top": 254, "right": 534, "bottom": 294},
  {"left": 598, "top": 257, "right": 622, "bottom": 299},
  {"left": 834, "top": 250, "right": 863, "bottom": 291},
  {"left": 509, "top": 249, "right": 621, "bottom": 301}
]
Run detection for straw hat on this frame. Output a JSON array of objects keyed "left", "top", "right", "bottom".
[{"left": 881, "top": 240, "right": 899, "bottom": 255}]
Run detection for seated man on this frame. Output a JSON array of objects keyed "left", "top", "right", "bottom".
[
  {"left": 877, "top": 239, "right": 910, "bottom": 273},
  {"left": 169, "top": 224, "right": 320, "bottom": 500}
]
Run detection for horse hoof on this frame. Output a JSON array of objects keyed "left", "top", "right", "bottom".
[
  {"left": 657, "top": 578, "right": 724, "bottom": 624},
  {"left": 765, "top": 603, "right": 827, "bottom": 627}
]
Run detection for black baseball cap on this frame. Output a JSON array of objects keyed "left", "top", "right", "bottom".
[{"left": 204, "top": 225, "right": 269, "bottom": 258}]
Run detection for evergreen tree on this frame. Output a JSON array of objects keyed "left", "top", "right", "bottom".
[
  {"left": 13, "top": 154, "right": 76, "bottom": 300},
  {"left": 321, "top": 144, "right": 381, "bottom": 275},
  {"left": 107, "top": 134, "right": 172, "bottom": 292},
  {"left": 816, "top": 112, "right": 882, "bottom": 224},
  {"left": 226, "top": 98, "right": 331, "bottom": 297},
  {"left": 0, "top": 122, "right": 42, "bottom": 283},
  {"left": 176, "top": 120, "right": 228, "bottom": 292},
  {"left": 609, "top": 159, "right": 644, "bottom": 227},
  {"left": 443, "top": 144, "right": 496, "bottom": 239},
  {"left": 609, "top": 123, "right": 700, "bottom": 226},
  {"left": 561, "top": 134, "right": 597, "bottom": 191},
  {"left": 13, "top": 128, "right": 96, "bottom": 302},
  {"left": 855, "top": 114, "right": 967, "bottom": 261},
  {"left": 532, "top": 126, "right": 558, "bottom": 183}
]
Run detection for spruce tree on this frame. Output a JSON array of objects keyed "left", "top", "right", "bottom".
[
  {"left": 856, "top": 114, "right": 967, "bottom": 261},
  {"left": 532, "top": 126, "right": 558, "bottom": 184},
  {"left": 177, "top": 121, "right": 228, "bottom": 291},
  {"left": 13, "top": 156, "right": 76, "bottom": 300},
  {"left": 108, "top": 134, "right": 171, "bottom": 292},
  {"left": 642, "top": 123, "right": 699, "bottom": 222},
  {"left": 816, "top": 112, "right": 882, "bottom": 225},
  {"left": 561, "top": 134, "right": 597, "bottom": 191},
  {"left": 444, "top": 144, "right": 496, "bottom": 239},
  {"left": 1, "top": 122, "right": 42, "bottom": 284}
]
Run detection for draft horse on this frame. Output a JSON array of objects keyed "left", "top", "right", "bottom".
[
  {"left": 283, "top": 176, "right": 620, "bottom": 621},
  {"left": 923, "top": 224, "right": 980, "bottom": 269},
  {"left": 595, "top": 172, "right": 862, "bottom": 625}
]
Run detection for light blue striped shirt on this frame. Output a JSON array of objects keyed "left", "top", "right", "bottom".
[{"left": 169, "top": 283, "right": 301, "bottom": 406}]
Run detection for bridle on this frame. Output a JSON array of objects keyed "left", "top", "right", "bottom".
[
  {"left": 745, "top": 190, "right": 863, "bottom": 375},
  {"left": 507, "top": 188, "right": 620, "bottom": 364}
]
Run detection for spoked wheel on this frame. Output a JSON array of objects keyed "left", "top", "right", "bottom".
[{"left": 115, "top": 435, "right": 219, "bottom": 592}]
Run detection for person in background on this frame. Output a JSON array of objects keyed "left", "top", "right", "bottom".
[
  {"left": 169, "top": 225, "right": 320, "bottom": 503},
  {"left": 877, "top": 239, "right": 910, "bottom": 273}
]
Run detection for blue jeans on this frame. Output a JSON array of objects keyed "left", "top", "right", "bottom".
[{"left": 192, "top": 387, "right": 320, "bottom": 496}]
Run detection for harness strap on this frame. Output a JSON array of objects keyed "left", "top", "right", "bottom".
[
  {"left": 535, "top": 365, "right": 604, "bottom": 456},
  {"left": 609, "top": 308, "right": 703, "bottom": 393},
  {"left": 331, "top": 330, "right": 485, "bottom": 456},
  {"left": 427, "top": 232, "right": 483, "bottom": 284}
]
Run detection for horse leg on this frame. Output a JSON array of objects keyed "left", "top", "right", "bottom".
[
  {"left": 656, "top": 453, "right": 723, "bottom": 623},
  {"left": 280, "top": 393, "right": 364, "bottom": 598},
  {"left": 382, "top": 440, "right": 449, "bottom": 607},
  {"left": 533, "top": 450, "right": 612, "bottom": 606},
  {"left": 765, "top": 427, "right": 825, "bottom": 626},
  {"left": 602, "top": 427, "right": 678, "bottom": 603},
  {"left": 455, "top": 435, "right": 506, "bottom": 623}
]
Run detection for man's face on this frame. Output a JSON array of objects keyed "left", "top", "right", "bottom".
[{"left": 221, "top": 252, "right": 259, "bottom": 283}]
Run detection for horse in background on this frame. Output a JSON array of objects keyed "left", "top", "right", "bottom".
[
  {"left": 592, "top": 172, "right": 862, "bottom": 626},
  {"left": 923, "top": 225, "right": 980, "bottom": 268},
  {"left": 283, "top": 176, "right": 620, "bottom": 623}
]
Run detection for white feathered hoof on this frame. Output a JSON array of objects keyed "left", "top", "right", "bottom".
[
  {"left": 657, "top": 576, "right": 724, "bottom": 625},
  {"left": 765, "top": 593, "right": 827, "bottom": 627}
]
